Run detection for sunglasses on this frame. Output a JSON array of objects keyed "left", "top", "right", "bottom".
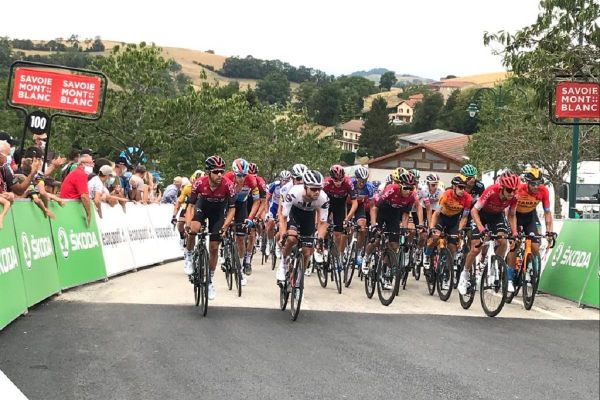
[
  {"left": 211, "top": 169, "right": 224, "bottom": 175},
  {"left": 401, "top": 186, "right": 414, "bottom": 191},
  {"left": 503, "top": 187, "right": 515, "bottom": 194},
  {"left": 528, "top": 181, "right": 541, "bottom": 187},
  {"left": 456, "top": 184, "right": 466, "bottom": 190},
  {"left": 429, "top": 183, "right": 438, "bottom": 186},
  {"left": 235, "top": 173, "right": 247, "bottom": 178},
  {"left": 307, "top": 187, "right": 321, "bottom": 192},
  {"left": 294, "top": 177, "right": 303, "bottom": 181}
]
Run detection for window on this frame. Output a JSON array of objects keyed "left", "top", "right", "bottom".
[
  {"left": 417, "top": 161, "right": 430, "bottom": 169},
  {"left": 433, "top": 162, "right": 447, "bottom": 170},
  {"left": 400, "top": 160, "right": 415, "bottom": 168},
  {"left": 425, "top": 152, "right": 442, "bottom": 161}
]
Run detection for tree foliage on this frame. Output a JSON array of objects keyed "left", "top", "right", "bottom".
[
  {"left": 379, "top": 71, "right": 397, "bottom": 91},
  {"left": 256, "top": 71, "right": 290, "bottom": 105},
  {"left": 410, "top": 92, "right": 444, "bottom": 133},
  {"left": 358, "top": 97, "right": 396, "bottom": 157},
  {"left": 220, "top": 55, "right": 333, "bottom": 84}
]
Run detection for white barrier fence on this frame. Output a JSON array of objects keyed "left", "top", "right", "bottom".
[{"left": 96, "top": 203, "right": 182, "bottom": 276}]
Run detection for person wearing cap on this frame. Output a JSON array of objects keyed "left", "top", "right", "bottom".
[
  {"left": 113, "top": 157, "right": 130, "bottom": 198},
  {"left": 88, "top": 165, "right": 115, "bottom": 218},
  {"left": 161, "top": 176, "right": 182, "bottom": 204},
  {"left": 59, "top": 154, "right": 94, "bottom": 226},
  {"left": 5, "top": 145, "right": 42, "bottom": 197},
  {"left": 0, "top": 132, "right": 18, "bottom": 172},
  {"left": 129, "top": 165, "right": 148, "bottom": 203}
]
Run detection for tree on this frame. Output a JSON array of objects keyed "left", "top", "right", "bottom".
[
  {"left": 379, "top": 71, "right": 397, "bottom": 91},
  {"left": 436, "top": 89, "right": 478, "bottom": 134},
  {"left": 483, "top": 0, "right": 600, "bottom": 107},
  {"left": 256, "top": 71, "right": 290, "bottom": 105},
  {"left": 311, "top": 83, "right": 342, "bottom": 126},
  {"left": 359, "top": 97, "right": 396, "bottom": 157},
  {"left": 410, "top": 92, "right": 444, "bottom": 132}
]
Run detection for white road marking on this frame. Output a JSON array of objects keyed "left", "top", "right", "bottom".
[{"left": 0, "top": 369, "right": 28, "bottom": 400}]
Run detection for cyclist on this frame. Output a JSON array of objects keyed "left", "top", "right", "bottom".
[
  {"left": 426, "top": 175, "right": 473, "bottom": 282},
  {"left": 173, "top": 173, "right": 197, "bottom": 247},
  {"left": 323, "top": 164, "right": 357, "bottom": 257},
  {"left": 277, "top": 170, "right": 329, "bottom": 282},
  {"left": 419, "top": 173, "right": 443, "bottom": 267},
  {"left": 351, "top": 165, "right": 374, "bottom": 267},
  {"left": 277, "top": 163, "right": 307, "bottom": 236},
  {"left": 223, "top": 158, "right": 260, "bottom": 285},
  {"left": 505, "top": 166, "right": 554, "bottom": 292},
  {"left": 364, "top": 168, "right": 420, "bottom": 274},
  {"left": 184, "top": 156, "right": 236, "bottom": 300},
  {"left": 266, "top": 170, "right": 291, "bottom": 257},
  {"left": 458, "top": 171, "right": 519, "bottom": 295},
  {"left": 461, "top": 164, "right": 485, "bottom": 202},
  {"left": 246, "top": 162, "right": 268, "bottom": 269}
]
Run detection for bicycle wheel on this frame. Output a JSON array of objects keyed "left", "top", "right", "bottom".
[
  {"left": 225, "top": 255, "right": 233, "bottom": 290},
  {"left": 377, "top": 249, "right": 398, "bottom": 306},
  {"left": 280, "top": 277, "right": 290, "bottom": 311},
  {"left": 436, "top": 248, "right": 454, "bottom": 302},
  {"left": 480, "top": 255, "right": 508, "bottom": 317},
  {"left": 231, "top": 246, "right": 243, "bottom": 297},
  {"left": 344, "top": 241, "right": 357, "bottom": 288},
  {"left": 331, "top": 248, "right": 343, "bottom": 294},
  {"left": 459, "top": 272, "right": 477, "bottom": 309},
  {"left": 522, "top": 254, "right": 540, "bottom": 310},
  {"left": 413, "top": 247, "right": 422, "bottom": 281},
  {"left": 453, "top": 251, "right": 465, "bottom": 289},
  {"left": 505, "top": 267, "right": 521, "bottom": 304},
  {"left": 399, "top": 249, "right": 410, "bottom": 291},
  {"left": 193, "top": 250, "right": 201, "bottom": 306},
  {"left": 426, "top": 250, "right": 437, "bottom": 296},
  {"left": 316, "top": 252, "right": 328, "bottom": 288},
  {"left": 270, "top": 240, "right": 277, "bottom": 270},
  {"left": 290, "top": 254, "right": 305, "bottom": 321},
  {"left": 364, "top": 253, "right": 377, "bottom": 299}
]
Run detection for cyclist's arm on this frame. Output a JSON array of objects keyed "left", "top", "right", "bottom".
[
  {"left": 416, "top": 200, "right": 424, "bottom": 226},
  {"left": 369, "top": 205, "right": 378, "bottom": 226},
  {"left": 430, "top": 209, "right": 441, "bottom": 230},
  {"left": 223, "top": 207, "right": 235, "bottom": 231},
  {"left": 458, "top": 212, "right": 469, "bottom": 231},
  {"left": 400, "top": 211, "right": 410, "bottom": 228},
  {"left": 346, "top": 198, "right": 358, "bottom": 221},
  {"left": 425, "top": 203, "right": 432, "bottom": 224},
  {"left": 471, "top": 207, "right": 485, "bottom": 232},
  {"left": 544, "top": 210, "right": 553, "bottom": 233}
]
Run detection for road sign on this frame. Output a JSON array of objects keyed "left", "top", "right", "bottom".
[
  {"left": 555, "top": 82, "right": 600, "bottom": 119},
  {"left": 26, "top": 110, "right": 50, "bottom": 135}
]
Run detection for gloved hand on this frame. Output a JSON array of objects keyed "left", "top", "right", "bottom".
[
  {"left": 244, "top": 218, "right": 255, "bottom": 228},
  {"left": 171, "top": 216, "right": 177, "bottom": 226}
]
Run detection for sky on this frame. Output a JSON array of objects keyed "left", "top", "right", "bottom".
[{"left": 2, "top": 0, "right": 543, "bottom": 80}]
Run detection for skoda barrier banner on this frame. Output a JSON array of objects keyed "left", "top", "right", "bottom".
[
  {"left": 96, "top": 203, "right": 136, "bottom": 277},
  {"left": 0, "top": 207, "right": 28, "bottom": 330},
  {"left": 539, "top": 220, "right": 599, "bottom": 307},
  {"left": 146, "top": 204, "right": 182, "bottom": 262},
  {"left": 11, "top": 200, "right": 60, "bottom": 307},
  {"left": 49, "top": 201, "right": 106, "bottom": 289},
  {"left": 125, "top": 204, "right": 162, "bottom": 268}
]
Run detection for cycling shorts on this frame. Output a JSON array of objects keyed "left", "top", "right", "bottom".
[
  {"left": 376, "top": 203, "right": 410, "bottom": 243},
  {"left": 287, "top": 206, "right": 316, "bottom": 243},
  {"left": 516, "top": 211, "right": 541, "bottom": 243},
  {"left": 329, "top": 197, "right": 347, "bottom": 232},
  {"left": 471, "top": 210, "right": 508, "bottom": 237},
  {"left": 192, "top": 199, "right": 226, "bottom": 242},
  {"left": 354, "top": 202, "right": 367, "bottom": 221},
  {"left": 434, "top": 213, "right": 460, "bottom": 245}
]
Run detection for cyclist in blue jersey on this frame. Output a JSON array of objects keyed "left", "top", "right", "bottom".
[
  {"left": 351, "top": 166, "right": 374, "bottom": 267},
  {"left": 266, "top": 170, "right": 291, "bottom": 257}
]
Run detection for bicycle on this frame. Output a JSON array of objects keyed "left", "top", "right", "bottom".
[
  {"left": 342, "top": 221, "right": 359, "bottom": 288},
  {"left": 452, "top": 229, "right": 470, "bottom": 290},
  {"left": 221, "top": 227, "right": 243, "bottom": 297},
  {"left": 190, "top": 231, "right": 210, "bottom": 317},
  {"left": 399, "top": 227, "right": 423, "bottom": 291},
  {"left": 314, "top": 225, "right": 344, "bottom": 294},
  {"left": 478, "top": 233, "right": 510, "bottom": 317},
  {"left": 279, "top": 235, "right": 315, "bottom": 321},
  {"left": 505, "top": 232, "right": 555, "bottom": 310},
  {"left": 373, "top": 229, "right": 405, "bottom": 306},
  {"left": 424, "top": 229, "right": 457, "bottom": 301}
]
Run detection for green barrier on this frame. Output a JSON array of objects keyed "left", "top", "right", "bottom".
[
  {"left": 0, "top": 206, "right": 28, "bottom": 330},
  {"left": 539, "top": 220, "right": 599, "bottom": 307},
  {"left": 11, "top": 200, "right": 60, "bottom": 307},
  {"left": 49, "top": 201, "right": 107, "bottom": 289}
]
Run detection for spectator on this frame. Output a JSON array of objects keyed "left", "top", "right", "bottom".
[
  {"left": 88, "top": 165, "right": 115, "bottom": 218},
  {"left": 129, "top": 165, "right": 148, "bottom": 203},
  {"left": 0, "top": 132, "right": 17, "bottom": 172},
  {"left": 114, "top": 157, "right": 131, "bottom": 198},
  {"left": 59, "top": 154, "right": 94, "bottom": 226},
  {"left": 60, "top": 149, "right": 81, "bottom": 181},
  {"left": 0, "top": 142, "right": 14, "bottom": 228},
  {"left": 32, "top": 133, "right": 46, "bottom": 152},
  {"left": 2, "top": 143, "right": 41, "bottom": 197},
  {"left": 161, "top": 176, "right": 182, "bottom": 204},
  {"left": 20, "top": 158, "right": 64, "bottom": 219}
]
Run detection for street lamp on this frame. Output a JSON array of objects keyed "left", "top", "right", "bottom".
[{"left": 466, "top": 85, "right": 528, "bottom": 123}]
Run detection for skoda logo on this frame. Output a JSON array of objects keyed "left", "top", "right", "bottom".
[
  {"left": 550, "top": 242, "right": 564, "bottom": 268},
  {"left": 58, "top": 227, "right": 69, "bottom": 258},
  {"left": 21, "top": 233, "right": 32, "bottom": 269}
]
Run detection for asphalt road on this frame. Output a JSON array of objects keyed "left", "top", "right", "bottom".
[{"left": 0, "top": 258, "right": 598, "bottom": 400}]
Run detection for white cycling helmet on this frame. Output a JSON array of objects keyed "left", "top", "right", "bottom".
[
  {"left": 303, "top": 170, "right": 324, "bottom": 188},
  {"left": 279, "top": 170, "right": 292, "bottom": 180},
  {"left": 291, "top": 163, "right": 308, "bottom": 179},
  {"left": 354, "top": 166, "right": 369, "bottom": 180},
  {"left": 426, "top": 173, "right": 440, "bottom": 183},
  {"left": 385, "top": 174, "right": 392, "bottom": 184}
]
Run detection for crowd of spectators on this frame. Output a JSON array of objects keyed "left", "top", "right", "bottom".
[{"left": 0, "top": 130, "right": 177, "bottom": 229}]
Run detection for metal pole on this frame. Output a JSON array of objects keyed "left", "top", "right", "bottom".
[{"left": 568, "top": 121, "right": 579, "bottom": 218}]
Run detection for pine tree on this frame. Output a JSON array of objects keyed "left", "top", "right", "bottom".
[{"left": 358, "top": 97, "right": 396, "bottom": 157}]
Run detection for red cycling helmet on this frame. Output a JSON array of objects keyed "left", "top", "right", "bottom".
[
  {"left": 498, "top": 171, "right": 520, "bottom": 190},
  {"left": 329, "top": 164, "right": 345, "bottom": 181},
  {"left": 205, "top": 155, "right": 225, "bottom": 171},
  {"left": 399, "top": 171, "right": 416, "bottom": 186},
  {"left": 248, "top": 162, "right": 258, "bottom": 175}
]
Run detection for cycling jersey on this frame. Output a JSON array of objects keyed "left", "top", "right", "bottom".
[
  {"left": 268, "top": 181, "right": 282, "bottom": 204},
  {"left": 177, "top": 183, "right": 192, "bottom": 210},
  {"left": 417, "top": 183, "right": 443, "bottom": 209},
  {"left": 189, "top": 176, "right": 236, "bottom": 207},
  {"left": 439, "top": 188, "right": 472, "bottom": 217},
  {"left": 282, "top": 185, "right": 329, "bottom": 223},
  {"left": 516, "top": 183, "right": 551, "bottom": 214},
  {"left": 223, "top": 171, "right": 259, "bottom": 203},
  {"left": 378, "top": 184, "right": 417, "bottom": 210},
  {"left": 474, "top": 184, "right": 517, "bottom": 214},
  {"left": 255, "top": 175, "right": 267, "bottom": 199},
  {"left": 351, "top": 178, "right": 374, "bottom": 204},
  {"left": 323, "top": 177, "right": 357, "bottom": 200}
]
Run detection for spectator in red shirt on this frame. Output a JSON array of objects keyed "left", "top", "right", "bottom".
[{"left": 60, "top": 154, "right": 94, "bottom": 226}]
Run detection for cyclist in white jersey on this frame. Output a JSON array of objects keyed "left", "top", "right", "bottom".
[{"left": 277, "top": 170, "right": 329, "bottom": 282}]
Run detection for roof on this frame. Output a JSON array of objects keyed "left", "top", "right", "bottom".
[
  {"left": 399, "top": 129, "right": 465, "bottom": 144},
  {"left": 339, "top": 119, "right": 364, "bottom": 133},
  {"left": 366, "top": 135, "right": 469, "bottom": 166}
]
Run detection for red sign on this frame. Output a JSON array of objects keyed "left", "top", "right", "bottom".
[
  {"left": 555, "top": 82, "right": 600, "bottom": 119},
  {"left": 11, "top": 67, "right": 102, "bottom": 114}
]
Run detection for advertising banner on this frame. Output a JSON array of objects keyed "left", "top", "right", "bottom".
[
  {"left": 0, "top": 208, "right": 28, "bottom": 330},
  {"left": 11, "top": 201, "right": 60, "bottom": 307},
  {"left": 96, "top": 203, "right": 136, "bottom": 277},
  {"left": 145, "top": 204, "right": 183, "bottom": 262},
  {"left": 125, "top": 204, "right": 162, "bottom": 268},
  {"left": 539, "top": 220, "right": 599, "bottom": 307},
  {"left": 11, "top": 67, "right": 102, "bottom": 114},
  {"left": 49, "top": 201, "right": 106, "bottom": 289}
]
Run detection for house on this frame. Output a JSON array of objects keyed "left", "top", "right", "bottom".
[
  {"left": 335, "top": 119, "right": 364, "bottom": 152},
  {"left": 388, "top": 94, "right": 424, "bottom": 124},
  {"left": 366, "top": 134, "right": 470, "bottom": 184},
  {"left": 397, "top": 129, "right": 466, "bottom": 148}
]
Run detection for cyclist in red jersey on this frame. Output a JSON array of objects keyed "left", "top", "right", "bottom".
[
  {"left": 184, "top": 156, "right": 236, "bottom": 300},
  {"left": 458, "top": 170, "right": 519, "bottom": 295},
  {"left": 323, "top": 165, "right": 357, "bottom": 256},
  {"left": 246, "top": 162, "right": 268, "bottom": 269}
]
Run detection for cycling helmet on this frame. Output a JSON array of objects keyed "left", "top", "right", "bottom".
[
  {"left": 409, "top": 168, "right": 420, "bottom": 179},
  {"left": 232, "top": 158, "right": 249, "bottom": 175},
  {"left": 354, "top": 166, "right": 369, "bottom": 180},
  {"left": 399, "top": 171, "right": 416, "bottom": 186},
  {"left": 451, "top": 174, "right": 468, "bottom": 186},
  {"left": 291, "top": 163, "right": 308, "bottom": 179},
  {"left": 498, "top": 170, "right": 520, "bottom": 190},
  {"left": 190, "top": 169, "right": 204, "bottom": 181},
  {"left": 205, "top": 155, "right": 225, "bottom": 171},
  {"left": 522, "top": 166, "right": 542, "bottom": 183},
  {"left": 329, "top": 164, "right": 345, "bottom": 180},
  {"left": 460, "top": 164, "right": 478, "bottom": 178},
  {"left": 390, "top": 167, "right": 407, "bottom": 183},
  {"left": 303, "top": 170, "right": 324, "bottom": 188},
  {"left": 181, "top": 177, "right": 191, "bottom": 186},
  {"left": 248, "top": 162, "right": 258, "bottom": 175},
  {"left": 385, "top": 174, "right": 392, "bottom": 185},
  {"left": 425, "top": 173, "right": 439, "bottom": 183},
  {"left": 279, "top": 170, "right": 292, "bottom": 181}
]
